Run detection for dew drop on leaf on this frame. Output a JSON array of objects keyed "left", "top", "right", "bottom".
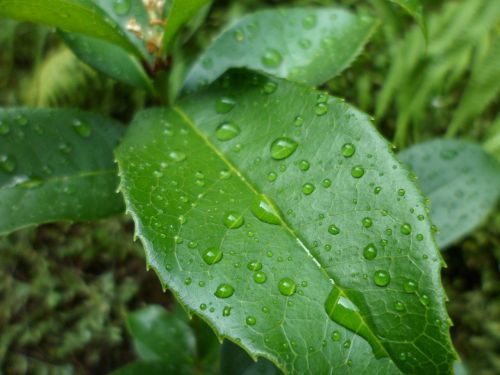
[
  {"left": 270, "top": 137, "right": 298, "bottom": 160},
  {"left": 299, "top": 160, "right": 310, "bottom": 171},
  {"left": 202, "top": 247, "right": 223, "bottom": 265},
  {"left": 331, "top": 330, "right": 341, "bottom": 341},
  {"left": 222, "top": 306, "right": 232, "bottom": 316},
  {"left": 214, "top": 283, "right": 234, "bottom": 298},
  {"left": 322, "top": 178, "right": 332, "bottom": 188},
  {"left": 403, "top": 279, "right": 418, "bottom": 293},
  {"left": 261, "top": 48, "right": 283, "bottom": 68},
  {"left": 302, "top": 182, "right": 315, "bottom": 195},
  {"left": 302, "top": 14, "right": 317, "bottom": 29},
  {"left": 0, "top": 154, "right": 16, "bottom": 173},
  {"left": 362, "top": 217, "right": 373, "bottom": 228},
  {"left": 315, "top": 103, "right": 328, "bottom": 116},
  {"left": 253, "top": 271, "right": 267, "bottom": 284},
  {"left": 72, "top": 119, "right": 92, "bottom": 138},
  {"left": 247, "top": 260, "right": 262, "bottom": 271},
  {"left": 294, "top": 115, "right": 304, "bottom": 127},
  {"left": 216, "top": 121, "right": 240, "bottom": 141},
  {"left": 363, "top": 244, "right": 377, "bottom": 260},
  {"left": 278, "top": 278, "right": 296, "bottom": 296},
  {"left": 351, "top": 165, "right": 365, "bottom": 178},
  {"left": 420, "top": 294, "right": 431, "bottom": 306},
  {"left": 267, "top": 171, "right": 277, "bottom": 182},
  {"left": 341, "top": 143, "right": 356, "bottom": 158},
  {"left": 394, "top": 301, "right": 405, "bottom": 312},
  {"left": 215, "top": 96, "right": 236, "bottom": 113},
  {"left": 400, "top": 223, "right": 412, "bottom": 235},
  {"left": 113, "top": 0, "right": 131, "bottom": 15},
  {"left": 328, "top": 224, "right": 340, "bottom": 235},
  {"left": 233, "top": 28, "right": 245, "bottom": 42},
  {"left": 246, "top": 316, "right": 257, "bottom": 326},
  {"left": 263, "top": 81, "right": 278, "bottom": 94},
  {"left": 251, "top": 194, "right": 281, "bottom": 225},
  {"left": 223, "top": 211, "right": 245, "bottom": 229},
  {"left": 168, "top": 150, "right": 186, "bottom": 162},
  {"left": 373, "top": 270, "right": 391, "bottom": 287}
]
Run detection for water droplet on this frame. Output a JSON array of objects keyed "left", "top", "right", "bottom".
[
  {"left": 233, "top": 28, "right": 245, "bottom": 42},
  {"left": 251, "top": 194, "right": 281, "bottom": 225},
  {"left": 246, "top": 316, "right": 256, "bottom": 326},
  {"left": 247, "top": 261, "right": 262, "bottom": 271},
  {"left": 315, "top": 103, "right": 328, "bottom": 116},
  {"left": 394, "top": 301, "right": 405, "bottom": 312},
  {"left": 214, "top": 283, "right": 234, "bottom": 298},
  {"left": 202, "top": 247, "right": 223, "bottom": 265},
  {"left": 72, "top": 119, "right": 92, "bottom": 137},
  {"left": 253, "top": 271, "right": 267, "bottom": 284},
  {"left": 420, "top": 294, "right": 430, "bottom": 306},
  {"left": 222, "top": 306, "right": 232, "bottom": 316},
  {"left": 0, "top": 154, "right": 16, "bottom": 173},
  {"left": 400, "top": 223, "right": 412, "bottom": 235},
  {"left": 299, "top": 38, "right": 312, "bottom": 49},
  {"left": 298, "top": 160, "right": 310, "bottom": 171},
  {"left": 113, "top": 0, "right": 131, "bottom": 15},
  {"left": 263, "top": 81, "right": 278, "bottom": 94},
  {"left": 261, "top": 49, "right": 283, "bottom": 68},
  {"left": 200, "top": 303, "right": 207, "bottom": 310},
  {"left": 294, "top": 115, "right": 304, "bottom": 127},
  {"left": 398, "top": 189, "right": 406, "bottom": 196},
  {"left": 341, "top": 143, "right": 356, "bottom": 158},
  {"left": 0, "top": 120, "right": 10, "bottom": 135},
  {"left": 270, "top": 137, "right": 298, "bottom": 160},
  {"left": 302, "top": 14, "right": 317, "bottom": 29},
  {"left": 322, "top": 178, "right": 332, "bottom": 188},
  {"left": 328, "top": 224, "right": 340, "bottom": 235},
  {"left": 223, "top": 211, "right": 244, "bottom": 229},
  {"left": 331, "top": 330, "right": 341, "bottom": 341},
  {"left": 403, "top": 279, "right": 417, "bottom": 293},
  {"left": 351, "top": 166, "right": 365, "bottom": 178},
  {"left": 216, "top": 96, "right": 236, "bottom": 113},
  {"left": 169, "top": 150, "right": 186, "bottom": 162},
  {"left": 302, "top": 183, "right": 315, "bottom": 195},
  {"left": 278, "top": 278, "right": 296, "bottom": 296},
  {"left": 216, "top": 121, "right": 240, "bottom": 141},
  {"left": 362, "top": 217, "right": 373, "bottom": 228},
  {"left": 267, "top": 171, "right": 277, "bottom": 182},
  {"left": 374, "top": 186, "right": 382, "bottom": 194},
  {"left": 363, "top": 244, "right": 377, "bottom": 260},
  {"left": 399, "top": 352, "right": 407, "bottom": 361},
  {"left": 343, "top": 340, "right": 351, "bottom": 349},
  {"left": 188, "top": 241, "right": 198, "bottom": 249},
  {"left": 373, "top": 270, "right": 391, "bottom": 287}
]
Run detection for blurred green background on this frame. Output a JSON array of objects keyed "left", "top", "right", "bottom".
[{"left": 0, "top": 0, "right": 498, "bottom": 374}]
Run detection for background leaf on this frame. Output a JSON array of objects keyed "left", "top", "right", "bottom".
[
  {"left": 388, "top": 0, "right": 427, "bottom": 37},
  {"left": 221, "top": 341, "right": 280, "bottom": 375},
  {"left": 0, "top": 108, "right": 124, "bottom": 235},
  {"left": 399, "top": 139, "right": 500, "bottom": 249},
  {"left": 109, "top": 361, "right": 175, "bottom": 375},
  {"left": 183, "top": 8, "right": 377, "bottom": 93},
  {"left": 117, "top": 70, "right": 456, "bottom": 374}
]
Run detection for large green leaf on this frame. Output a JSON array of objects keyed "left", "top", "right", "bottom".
[
  {"left": 399, "top": 139, "right": 500, "bottom": 249},
  {"left": 183, "top": 8, "right": 378, "bottom": 92},
  {"left": 0, "top": 108, "right": 124, "bottom": 235},
  {"left": 116, "top": 70, "right": 456, "bottom": 374},
  {"left": 109, "top": 361, "right": 174, "bottom": 375},
  {"left": 0, "top": 0, "right": 140, "bottom": 56},
  {"left": 388, "top": 0, "right": 427, "bottom": 37},
  {"left": 163, "top": 0, "right": 211, "bottom": 51}
]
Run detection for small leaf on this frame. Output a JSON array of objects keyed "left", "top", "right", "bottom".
[
  {"left": 127, "top": 305, "right": 196, "bottom": 364},
  {"left": 183, "top": 8, "right": 378, "bottom": 92},
  {"left": 0, "top": 108, "right": 124, "bottom": 235},
  {"left": 399, "top": 139, "right": 500, "bottom": 249},
  {"left": 0, "top": 0, "right": 139, "bottom": 56},
  {"left": 388, "top": 0, "right": 427, "bottom": 38},
  {"left": 117, "top": 70, "right": 456, "bottom": 374},
  {"left": 163, "top": 0, "right": 211, "bottom": 51}
]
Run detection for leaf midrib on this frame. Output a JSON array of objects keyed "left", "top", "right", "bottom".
[{"left": 173, "top": 106, "right": 393, "bottom": 368}]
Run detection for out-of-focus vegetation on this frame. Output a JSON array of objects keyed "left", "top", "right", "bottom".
[{"left": 0, "top": 0, "right": 498, "bottom": 374}]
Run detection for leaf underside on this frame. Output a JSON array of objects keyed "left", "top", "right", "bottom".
[
  {"left": 183, "top": 8, "right": 378, "bottom": 93},
  {"left": 116, "top": 70, "right": 456, "bottom": 374},
  {"left": 399, "top": 139, "right": 500, "bottom": 249},
  {"left": 0, "top": 108, "right": 124, "bottom": 235}
]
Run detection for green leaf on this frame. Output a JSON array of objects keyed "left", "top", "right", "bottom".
[
  {"left": 116, "top": 70, "right": 456, "bottom": 374},
  {"left": 163, "top": 0, "right": 211, "bottom": 51},
  {"left": 388, "top": 0, "right": 427, "bottom": 38},
  {"left": 0, "top": 0, "right": 139, "bottom": 56},
  {"left": 109, "top": 361, "right": 178, "bottom": 375},
  {"left": 221, "top": 341, "right": 280, "bottom": 375},
  {"left": 183, "top": 8, "right": 378, "bottom": 92},
  {"left": 399, "top": 139, "right": 500, "bottom": 249},
  {"left": 60, "top": 32, "right": 153, "bottom": 91},
  {"left": 0, "top": 108, "right": 124, "bottom": 235},
  {"left": 127, "top": 305, "right": 196, "bottom": 365}
]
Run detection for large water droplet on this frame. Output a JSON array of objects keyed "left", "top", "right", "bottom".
[
  {"left": 362, "top": 217, "right": 373, "bottom": 228},
  {"left": 302, "top": 183, "right": 315, "bottom": 195},
  {"left": 72, "top": 119, "right": 92, "bottom": 138},
  {"left": 400, "top": 223, "right": 412, "bottom": 235},
  {"left": 202, "top": 247, "right": 223, "bottom": 265},
  {"left": 278, "top": 278, "right": 296, "bottom": 296},
  {"left": 223, "top": 211, "right": 244, "bottom": 229},
  {"left": 216, "top": 96, "right": 236, "bottom": 113},
  {"left": 251, "top": 194, "right": 281, "bottom": 225},
  {"left": 351, "top": 166, "right": 365, "bottom": 178},
  {"left": 363, "top": 244, "right": 377, "bottom": 260},
  {"left": 113, "top": 0, "right": 131, "bottom": 15},
  {"left": 325, "top": 287, "right": 387, "bottom": 358},
  {"left": 214, "top": 283, "right": 234, "bottom": 298},
  {"left": 246, "top": 316, "right": 257, "bottom": 326},
  {"left": 216, "top": 122, "right": 240, "bottom": 141},
  {"left": 341, "top": 143, "right": 356, "bottom": 158},
  {"left": 261, "top": 49, "right": 283, "bottom": 68},
  {"left": 253, "top": 271, "right": 267, "bottom": 284},
  {"left": 270, "top": 137, "right": 298, "bottom": 160},
  {"left": 373, "top": 270, "right": 391, "bottom": 287}
]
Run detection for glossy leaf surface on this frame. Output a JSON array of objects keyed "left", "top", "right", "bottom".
[
  {"left": 116, "top": 70, "right": 456, "bottom": 374},
  {"left": 183, "top": 8, "right": 377, "bottom": 92},
  {"left": 399, "top": 139, "right": 500, "bottom": 249},
  {"left": 0, "top": 108, "right": 124, "bottom": 235}
]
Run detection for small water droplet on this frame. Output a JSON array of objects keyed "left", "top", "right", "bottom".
[
  {"left": 270, "top": 137, "right": 298, "bottom": 160},
  {"left": 261, "top": 49, "right": 283, "bottom": 68},
  {"left": 394, "top": 301, "right": 405, "bottom": 312},
  {"left": 322, "top": 178, "right": 332, "bottom": 188},
  {"left": 363, "top": 244, "right": 377, "bottom": 260},
  {"left": 331, "top": 330, "right": 341, "bottom": 341},
  {"left": 169, "top": 150, "right": 186, "bottom": 162},
  {"left": 341, "top": 143, "right": 356, "bottom": 158},
  {"left": 400, "top": 223, "right": 412, "bottom": 235},
  {"left": 0, "top": 154, "right": 16, "bottom": 173},
  {"left": 247, "top": 261, "right": 262, "bottom": 271},
  {"left": 294, "top": 115, "right": 304, "bottom": 127},
  {"left": 420, "top": 294, "right": 430, "bottom": 306},
  {"left": 263, "top": 81, "right": 278, "bottom": 94},
  {"left": 373, "top": 270, "right": 391, "bottom": 287},
  {"left": 267, "top": 171, "right": 277, "bottom": 182},
  {"left": 253, "top": 271, "right": 267, "bottom": 284},
  {"left": 403, "top": 279, "right": 417, "bottom": 293},
  {"left": 328, "top": 224, "right": 340, "bottom": 235},
  {"left": 202, "top": 247, "right": 223, "bottom": 265},
  {"left": 302, "top": 14, "right": 317, "bottom": 29},
  {"left": 351, "top": 166, "right": 365, "bottom": 178},
  {"left": 216, "top": 96, "right": 236, "bottom": 113},
  {"left": 343, "top": 340, "right": 351, "bottom": 349},
  {"left": 302, "top": 182, "right": 315, "bottom": 195},
  {"left": 299, "top": 160, "right": 310, "bottom": 171},
  {"left": 222, "top": 306, "right": 232, "bottom": 316},
  {"left": 233, "top": 28, "right": 245, "bottom": 42},
  {"left": 362, "top": 217, "right": 373, "bottom": 228},
  {"left": 72, "top": 119, "right": 92, "bottom": 137},
  {"left": 214, "top": 283, "right": 234, "bottom": 298},
  {"left": 299, "top": 38, "right": 312, "bottom": 49},
  {"left": 223, "top": 211, "right": 245, "bottom": 229},
  {"left": 398, "top": 189, "right": 406, "bottom": 196},
  {"left": 216, "top": 121, "right": 240, "bottom": 141},
  {"left": 315, "top": 103, "right": 328, "bottom": 116},
  {"left": 246, "top": 316, "right": 256, "bottom": 326},
  {"left": 278, "top": 278, "right": 296, "bottom": 296},
  {"left": 113, "top": 0, "right": 131, "bottom": 15}
]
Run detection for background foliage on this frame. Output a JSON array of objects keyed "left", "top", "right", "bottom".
[{"left": 0, "top": 0, "right": 499, "bottom": 374}]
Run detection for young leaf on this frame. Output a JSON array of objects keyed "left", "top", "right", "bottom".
[
  {"left": 399, "top": 139, "right": 500, "bottom": 249},
  {"left": 0, "top": 108, "right": 124, "bottom": 235},
  {"left": 0, "top": 0, "right": 139, "bottom": 56},
  {"left": 116, "top": 70, "right": 456, "bottom": 374},
  {"left": 388, "top": 0, "right": 427, "bottom": 38},
  {"left": 162, "top": 0, "right": 211, "bottom": 51},
  {"left": 127, "top": 305, "right": 196, "bottom": 364},
  {"left": 183, "top": 8, "right": 378, "bottom": 92}
]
